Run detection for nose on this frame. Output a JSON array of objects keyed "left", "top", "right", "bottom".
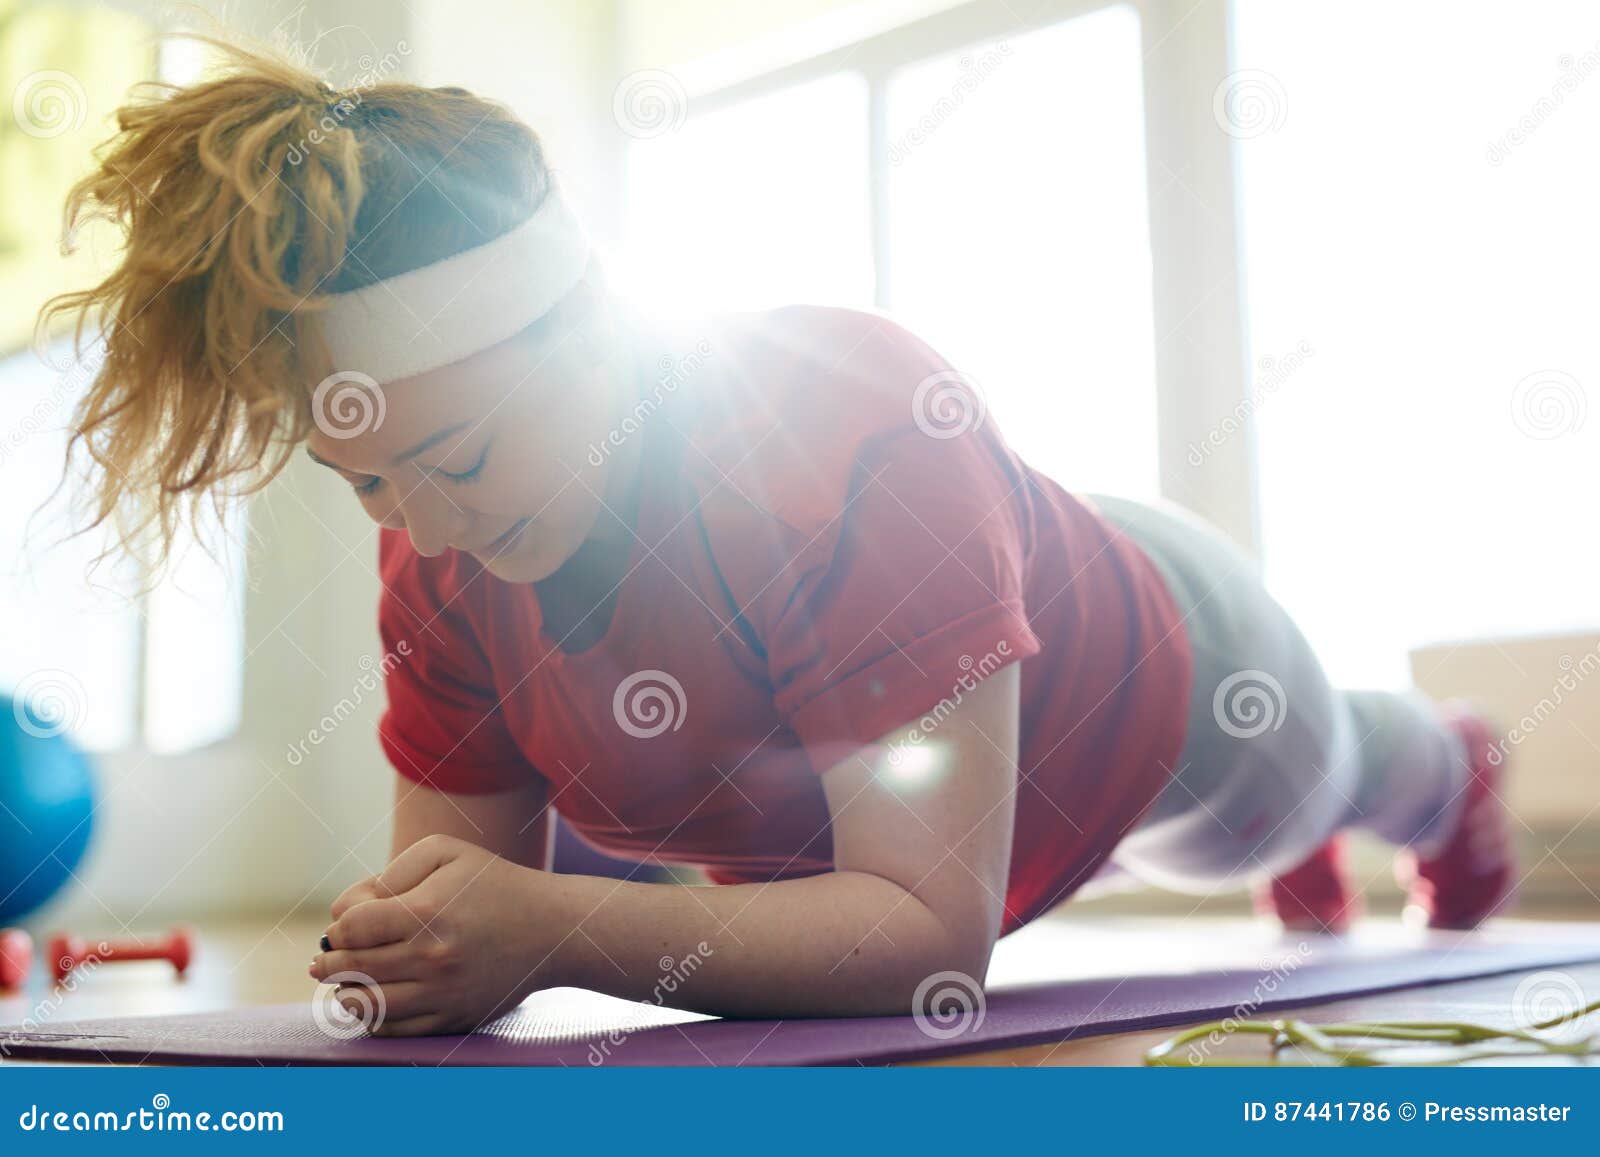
[{"left": 392, "top": 481, "right": 469, "bottom": 558}]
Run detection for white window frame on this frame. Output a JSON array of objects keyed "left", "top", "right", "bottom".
[{"left": 662, "top": 0, "right": 1259, "bottom": 551}]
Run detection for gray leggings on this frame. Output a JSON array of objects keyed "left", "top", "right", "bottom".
[{"left": 1086, "top": 495, "right": 1465, "bottom": 895}]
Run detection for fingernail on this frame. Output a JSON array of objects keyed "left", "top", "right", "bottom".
[{"left": 320, "top": 934, "right": 332, "bottom": 953}]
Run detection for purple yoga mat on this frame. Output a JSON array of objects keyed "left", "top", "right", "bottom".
[{"left": 5, "top": 920, "right": 1599, "bottom": 1066}]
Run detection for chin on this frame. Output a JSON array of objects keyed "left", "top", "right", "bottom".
[{"left": 476, "top": 544, "right": 564, "bottom": 583}]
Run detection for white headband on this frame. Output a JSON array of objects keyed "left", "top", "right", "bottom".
[{"left": 318, "top": 188, "right": 590, "bottom": 382}]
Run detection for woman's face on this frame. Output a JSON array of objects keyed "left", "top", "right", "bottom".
[{"left": 302, "top": 320, "right": 631, "bottom": 583}]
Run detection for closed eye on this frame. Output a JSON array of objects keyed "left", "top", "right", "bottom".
[
  {"left": 431, "top": 444, "right": 491, "bottom": 484},
  {"left": 304, "top": 445, "right": 384, "bottom": 496}
]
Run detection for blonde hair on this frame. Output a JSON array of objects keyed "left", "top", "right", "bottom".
[{"left": 39, "top": 33, "right": 552, "bottom": 564}]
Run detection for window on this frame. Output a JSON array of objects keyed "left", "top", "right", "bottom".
[
  {"left": 618, "top": 72, "right": 873, "bottom": 312},
  {"left": 0, "top": 3, "right": 153, "bottom": 353},
  {"left": 0, "top": 345, "right": 141, "bottom": 751},
  {"left": 1, "top": 23, "right": 245, "bottom": 755},
  {"left": 0, "top": 343, "right": 245, "bottom": 754},
  {"left": 1235, "top": 0, "right": 1600, "bottom": 687},
  {"left": 618, "top": 2, "right": 1158, "bottom": 498},
  {"left": 885, "top": 6, "right": 1157, "bottom": 497}
]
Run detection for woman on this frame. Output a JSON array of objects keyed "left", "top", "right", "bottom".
[{"left": 42, "top": 40, "right": 1511, "bottom": 1036}]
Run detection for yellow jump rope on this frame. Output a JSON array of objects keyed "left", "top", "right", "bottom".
[{"left": 1145, "top": 997, "right": 1600, "bottom": 1066}]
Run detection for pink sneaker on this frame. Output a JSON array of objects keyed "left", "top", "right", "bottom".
[
  {"left": 1255, "top": 836, "right": 1360, "bottom": 933},
  {"left": 1396, "top": 705, "right": 1516, "bottom": 930}
]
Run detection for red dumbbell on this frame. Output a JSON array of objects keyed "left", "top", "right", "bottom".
[
  {"left": 48, "top": 925, "right": 195, "bottom": 983},
  {"left": 0, "top": 929, "right": 32, "bottom": 990}
]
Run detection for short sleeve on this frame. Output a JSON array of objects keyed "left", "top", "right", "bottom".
[
  {"left": 729, "top": 425, "right": 1043, "bottom": 767},
  {"left": 376, "top": 529, "right": 536, "bottom": 794}
]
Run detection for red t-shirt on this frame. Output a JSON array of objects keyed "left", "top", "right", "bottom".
[{"left": 377, "top": 306, "right": 1191, "bottom": 933}]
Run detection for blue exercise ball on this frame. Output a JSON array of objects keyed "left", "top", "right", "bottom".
[{"left": 0, "top": 694, "right": 96, "bottom": 924}]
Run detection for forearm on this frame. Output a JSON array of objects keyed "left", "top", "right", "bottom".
[
  {"left": 341, "top": 674, "right": 1018, "bottom": 1030},
  {"left": 390, "top": 776, "right": 552, "bottom": 870},
  {"left": 541, "top": 870, "right": 992, "bottom": 1018}
]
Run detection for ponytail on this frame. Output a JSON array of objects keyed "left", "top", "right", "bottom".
[{"left": 38, "top": 31, "right": 549, "bottom": 565}]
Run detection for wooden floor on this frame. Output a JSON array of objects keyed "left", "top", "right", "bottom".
[
  {"left": 0, "top": 916, "right": 328, "bottom": 1045},
  {"left": 1, "top": 914, "right": 1595, "bottom": 1066}
]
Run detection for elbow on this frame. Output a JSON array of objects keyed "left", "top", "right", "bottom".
[
  {"left": 931, "top": 896, "right": 1001, "bottom": 987},
  {"left": 845, "top": 921, "right": 995, "bottom": 1019},
  {"left": 892, "top": 914, "right": 997, "bottom": 1020},
  {"left": 842, "top": 872, "right": 1000, "bottom": 1017},
  {"left": 897, "top": 937, "right": 994, "bottom": 1028},
  {"left": 938, "top": 929, "right": 998, "bottom": 995}
]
